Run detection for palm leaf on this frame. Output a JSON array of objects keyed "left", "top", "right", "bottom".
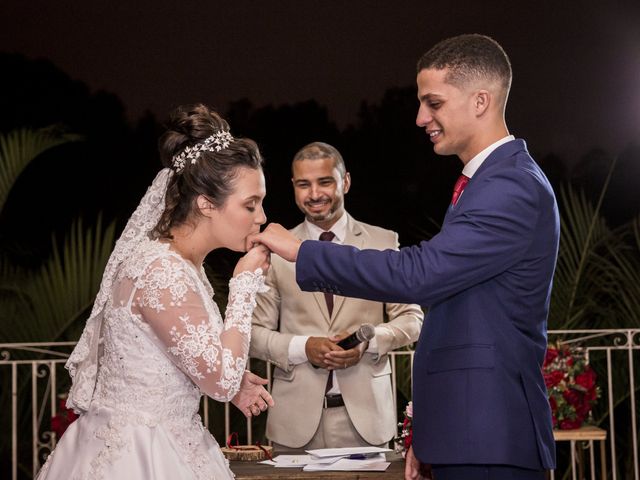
[
  {"left": 601, "top": 217, "right": 640, "bottom": 326},
  {"left": 0, "top": 127, "right": 80, "bottom": 213},
  {"left": 549, "top": 156, "right": 623, "bottom": 329},
  {"left": 6, "top": 216, "right": 116, "bottom": 343}
]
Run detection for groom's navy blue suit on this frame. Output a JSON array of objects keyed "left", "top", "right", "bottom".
[{"left": 294, "top": 139, "right": 558, "bottom": 470}]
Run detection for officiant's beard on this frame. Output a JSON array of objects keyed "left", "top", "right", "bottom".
[{"left": 302, "top": 197, "right": 344, "bottom": 226}]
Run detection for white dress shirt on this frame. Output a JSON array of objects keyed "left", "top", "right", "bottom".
[
  {"left": 462, "top": 135, "right": 515, "bottom": 178},
  {"left": 287, "top": 212, "right": 379, "bottom": 395}
]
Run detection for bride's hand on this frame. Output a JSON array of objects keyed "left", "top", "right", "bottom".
[
  {"left": 231, "top": 371, "right": 275, "bottom": 418},
  {"left": 233, "top": 244, "right": 271, "bottom": 277}
]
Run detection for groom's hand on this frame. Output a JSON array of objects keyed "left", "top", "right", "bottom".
[
  {"left": 405, "top": 446, "right": 432, "bottom": 480},
  {"left": 246, "top": 223, "right": 302, "bottom": 262}
]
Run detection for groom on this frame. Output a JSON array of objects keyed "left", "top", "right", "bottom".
[{"left": 251, "top": 34, "right": 559, "bottom": 479}]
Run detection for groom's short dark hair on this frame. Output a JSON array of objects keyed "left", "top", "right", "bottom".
[{"left": 417, "top": 34, "right": 512, "bottom": 93}]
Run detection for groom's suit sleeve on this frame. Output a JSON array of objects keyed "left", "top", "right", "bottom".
[{"left": 296, "top": 167, "right": 548, "bottom": 306}]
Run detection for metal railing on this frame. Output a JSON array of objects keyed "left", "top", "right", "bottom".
[{"left": 1, "top": 330, "right": 639, "bottom": 479}]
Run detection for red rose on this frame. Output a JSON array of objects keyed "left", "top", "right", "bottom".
[
  {"left": 51, "top": 398, "right": 79, "bottom": 439},
  {"left": 560, "top": 418, "right": 583, "bottom": 430},
  {"left": 566, "top": 357, "right": 574, "bottom": 367},
  {"left": 544, "top": 348, "right": 559, "bottom": 365},
  {"left": 51, "top": 416, "right": 64, "bottom": 438},
  {"left": 576, "top": 399, "right": 592, "bottom": 417},
  {"left": 586, "top": 386, "right": 598, "bottom": 402},
  {"left": 68, "top": 408, "right": 79, "bottom": 422},
  {"left": 563, "top": 389, "right": 581, "bottom": 406},
  {"left": 544, "top": 370, "right": 565, "bottom": 388},
  {"left": 548, "top": 395, "right": 557, "bottom": 411},
  {"left": 575, "top": 368, "right": 596, "bottom": 390},
  {"left": 404, "top": 430, "right": 413, "bottom": 450}
]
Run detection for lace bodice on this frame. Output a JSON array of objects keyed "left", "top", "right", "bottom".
[{"left": 90, "top": 238, "right": 266, "bottom": 418}]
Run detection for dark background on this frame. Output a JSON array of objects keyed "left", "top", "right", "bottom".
[{"left": 1, "top": 0, "right": 639, "bottom": 266}]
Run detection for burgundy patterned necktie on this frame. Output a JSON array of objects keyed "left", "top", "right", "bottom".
[
  {"left": 318, "top": 231, "right": 336, "bottom": 317},
  {"left": 451, "top": 174, "right": 470, "bottom": 206},
  {"left": 319, "top": 231, "right": 337, "bottom": 393}
]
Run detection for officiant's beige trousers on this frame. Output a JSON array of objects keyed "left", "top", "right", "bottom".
[{"left": 272, "top": 405, "right": 387, "bottom": 452}]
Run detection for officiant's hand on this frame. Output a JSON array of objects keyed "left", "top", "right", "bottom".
[
  {"left": 305, "top": 337, "right": 343, "bottom": 369},
  {"left": 246, "top": 223, "right": 302, "bottom": 262},
  {"left": 324, "top": 331, "right": 367, "bottom": 370},
  {"left": 405, "top": 445, "right": 433, "bottom": 480},
  {"left": 231, "top": 371, "right": 275, "bottom": 418}
]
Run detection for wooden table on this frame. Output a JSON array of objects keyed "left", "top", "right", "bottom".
[
  {"left": 230, "top": 452, "right": 405, "bottom": 480},
  {"left": 552, "top": 426, "right": 607, "bottom": 480}
]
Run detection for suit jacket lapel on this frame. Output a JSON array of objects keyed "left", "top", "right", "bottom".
[
  {"left": 329, "top": 214, "right": 365, "bottom": 324},
  {"left": 293, "top": 223, "right": 333, "bottom": 324},
  {"left": 445, "top": 139, "right": 525, "bottom": 224}
]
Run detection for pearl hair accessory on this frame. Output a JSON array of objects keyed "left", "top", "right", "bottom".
[{"left": 171, "top": 130, "right": 234, "bottom": 173}]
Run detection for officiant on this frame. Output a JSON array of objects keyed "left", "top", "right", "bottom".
[{"left": 250, "top": 142, "right": 423, "bottom": 452}]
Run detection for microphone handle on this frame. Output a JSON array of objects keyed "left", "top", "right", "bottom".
[{"left": 337, "top": 331, "right": 362, "bottom": 350}]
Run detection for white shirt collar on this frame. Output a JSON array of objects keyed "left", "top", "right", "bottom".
[
  {"left": 305, "top": 212, "right": 348, "bottom": 244},
  {"left": 462, "top": 135, "right": 515, "bottom": 178}
]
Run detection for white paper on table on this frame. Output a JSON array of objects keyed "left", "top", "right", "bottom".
[
  {"left": 258, "top": 460, "right": 277, "bottom": 466},
  {"left": 268, "top": 454, "right": 341, "bottom": 467},
  {"left": 305, "top": 446, "right": 391, "bottom": 458},
  {"left": 303, "top": 457, "right": 390, "bottom": 472}
]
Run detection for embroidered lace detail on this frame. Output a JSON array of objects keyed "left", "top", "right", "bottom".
[
  {"left": 90, "top": 415, "right": 129, "bottom": 480},
  {"left": 226, "top": 268, "right": 267, "bottom": 335},
  {"left": 66, "top": 169, "right": 172, "bottom": 412},
  {"left": 168, "top": 314, "right": 222, "bottom": 380},
  {"left": 129, "top": 250, "right": 267, "bottom": 401}
]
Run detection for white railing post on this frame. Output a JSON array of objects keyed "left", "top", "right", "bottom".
[{"left": 2, "top": 332, "right": 639, "bottom": 478}]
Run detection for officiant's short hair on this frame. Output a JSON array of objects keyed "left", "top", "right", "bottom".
[{"left": 292, "top": 142, "right": 346, "bottom": 177}]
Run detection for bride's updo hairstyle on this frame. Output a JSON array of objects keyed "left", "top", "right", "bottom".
[{"left": 153, "top": 103, "right": 263, "bottom": 239}]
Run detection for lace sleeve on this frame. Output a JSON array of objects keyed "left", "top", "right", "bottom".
[{"left": 133, "top": 255, "right": 266, "bottom": 402}]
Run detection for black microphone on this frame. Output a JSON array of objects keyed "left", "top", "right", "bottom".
[{"left": 337, "top": 323, "right": 376, "bottom": 350}]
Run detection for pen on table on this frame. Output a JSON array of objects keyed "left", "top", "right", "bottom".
[{"left": 347, "top": 453, "right": 378, "bottom": 459}]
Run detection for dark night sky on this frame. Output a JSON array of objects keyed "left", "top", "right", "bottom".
[{"left": 1, "top": 0, "right": 639, "bottom": 163}]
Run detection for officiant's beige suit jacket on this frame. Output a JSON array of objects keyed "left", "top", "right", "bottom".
[{"left": 250, "top": 214, "right": 423, "bottom": 447}]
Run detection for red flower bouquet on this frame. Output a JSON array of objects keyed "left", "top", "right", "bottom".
[
  {"left": 51, "top": 397, "right": 79, "bottom": 439},
  {"left": 543, "top": 342, "right": 599, "bottom": 430},
  {"left": 395, "top": 401, "right": 413, "bottom": 457}
]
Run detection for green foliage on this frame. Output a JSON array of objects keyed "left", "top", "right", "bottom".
[
  {"left": 0, "top": 127, "right": 80, "bottom": 214},
  {"left": 1, "top": 216, "right": 116, "bottom": 343},
  {"left": 0, "top": 127, "right": 115, "bottom": 344},
  {"left": 549, "top": 159, "right": 640, "bottom": 330}
]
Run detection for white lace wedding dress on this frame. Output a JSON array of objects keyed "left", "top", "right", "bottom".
[{"left": 36, "top": 237, "right": 265, "bottom": 480}]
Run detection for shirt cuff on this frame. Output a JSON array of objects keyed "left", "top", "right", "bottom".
[
  {"left": 288, "top": 335, "right": 311, "bottom": 364},
  {"left": 365, "top": 327, "right": 384, "bottom": 354}
]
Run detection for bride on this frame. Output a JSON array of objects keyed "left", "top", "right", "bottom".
[{"left": 36, "top": 104, "right": 273, "bottom": 480}]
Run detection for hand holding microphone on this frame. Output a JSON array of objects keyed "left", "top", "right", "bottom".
[
  {"left": 335, "top": 323, "right": 376, "bottom": 349},
  {"left": 325, "top": 323, "right": 376, "bottom": 370}
]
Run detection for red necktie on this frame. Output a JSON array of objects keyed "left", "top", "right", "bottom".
[
  {"left": 318, "top": 231, "right": 336, "bottom": 317},
  {"left": 451, "top": 174, "right": 470, "bottom": 206}
]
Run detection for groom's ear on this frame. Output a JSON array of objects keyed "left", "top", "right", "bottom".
[{"left": 474, "top": 90, "right": 490, "bottom": 116}]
